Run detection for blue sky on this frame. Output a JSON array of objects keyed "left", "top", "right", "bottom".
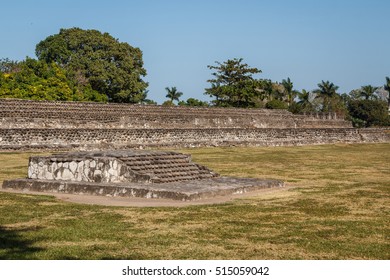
[{"left": 1, "top": 0, "right": 389, "bottom": 103}]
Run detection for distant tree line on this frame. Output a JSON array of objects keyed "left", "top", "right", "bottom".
[
  {"left": 201, "top": 58, "right": 390, "bottom": 127},
  {"left": 0, "top": 28, "right": 389, "bottom": 127}
]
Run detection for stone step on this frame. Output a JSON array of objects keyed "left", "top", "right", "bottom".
[
  {"left": 121, "top": 157, "right": 190, "bottom": 163},
  {"left": 122, "top": 156, "right": 216, "bottom": 182}
]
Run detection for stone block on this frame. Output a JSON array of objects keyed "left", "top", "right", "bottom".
[
  {"left": 69, "top": 161, "right": 77, "bottom": 173},
  {"left": 62, "top": 168, "right": 73, "bottom": 180}
]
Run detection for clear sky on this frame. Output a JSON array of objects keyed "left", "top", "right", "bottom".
[{"left": 1, "top": 0, "right": 389, "bottom": 104}]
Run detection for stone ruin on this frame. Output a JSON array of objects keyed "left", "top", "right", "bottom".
[
  {"left": 2, "top": 150, "right": 284, "bottom": 201},
  {"left": 27, "top": 150, "right": 218, "bottom": 183},
  {"left": 1, "top": 98, "right": 387, "bottom": 203},
  {"left": 1, "top": 98, "right": 389, "bottom": 151}
]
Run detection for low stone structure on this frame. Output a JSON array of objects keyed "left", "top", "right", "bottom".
[
  {"left": 1, "top": 98, "right": 387, "bottom": 202},
  {"left": 0, "top": 127, "right": 388, "bottom": 150},
  {"left": 0, "top": 98, "right": 388, "bottom": 150},
  {"left": 2, "top": 150, "right": 283, "bottom": 201},
  {"left": 0, "top": 98, "right": 351, "bottom": 129},
  {"left": 27, "top": 150, "right": 218, "bottom": 184}
]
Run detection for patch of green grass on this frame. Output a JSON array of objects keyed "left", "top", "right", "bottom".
[{"left": 0, "top": 143, "right": 389, "bottom": 259}]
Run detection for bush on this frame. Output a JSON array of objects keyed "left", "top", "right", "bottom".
[
  {"left": 162, "top": 100, "right": 175, "bottom": 106},
  {"left": 265, "top": 99, "right": 288, "bottom": 109},
  {"left": 348, "top": 99, "right": 389, "bottom": 127},
  {"left": 178, "top": 98, "right": 209, "bottom": 107}
]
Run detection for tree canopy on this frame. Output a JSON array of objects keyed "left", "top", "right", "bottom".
[
  {"left": 178, "top": 98, "right": 209, "bottom": 107},
  {"left": 35, "top": 27, "right": 148, "bottom": 103},
  {"left": 359, "top": 85, "right": 379, "bottom": 100},
  {"left": 384, "top": 77, "right": 390, "bottom": 109},
  {"left": 1, "top": 32, "right": 389, "bottom": 128},
  {"left": 313, "top": 80, "right": 340, "bottom": 112},
  {"left": 205, "top": 58, "right": 263, "bottom": 107},
  {"left": 347, "top": 99, "right": 389, "bottom": 127},
  {"left": 0, "top": 58, "right": 107, "bottom": 101},
  {"left": 165, "top": 86, "right": 183, "bottom": 103},
  {"left": 281, "top": 77, "right": 299, "bottom": 106}
]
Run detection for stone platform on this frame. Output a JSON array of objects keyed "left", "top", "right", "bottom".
[
  {"left": 2, "top": 177, "right": 283, "bottom": 201},
  {"left": 1, "top": 150, "right": 284, "bottom": 201}
]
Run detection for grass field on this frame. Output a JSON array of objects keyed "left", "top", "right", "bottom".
[{"left": 0, "top": 143, "right": 389, "bottom": 259}]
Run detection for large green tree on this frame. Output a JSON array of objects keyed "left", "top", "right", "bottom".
[
  {"left": 35, "top": 27, "right": 148, "bottom": 103},
  {"left": 347, "top": 99, "right": 389, "bottom": 127},
  {"left": 205, "top": 58, "right": 262, "bottom": 107}
]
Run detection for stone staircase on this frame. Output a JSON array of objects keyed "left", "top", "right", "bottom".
[{"left": 118, "top": 152, "right": 218, "bottom": 183}]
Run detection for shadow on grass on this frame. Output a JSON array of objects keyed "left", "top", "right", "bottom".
[{"left": 0, "top": 226, "right": 43, "bottom": 259}]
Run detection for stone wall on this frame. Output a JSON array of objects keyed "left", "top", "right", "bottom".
[
  {"left": 28, "top": 156, "right": 130, "bottom": 183},
  {"left": 0, "top": 98, "right": 352, "bottom": 129},
  {"left": 1, "top": 127, "right": 388, "bottom": 150},
  {"left": 0, "top": 98, "right": 388, "bottom": 150},
  {"left": 0, "top": 115, "right": 351, "bottom": 129}
]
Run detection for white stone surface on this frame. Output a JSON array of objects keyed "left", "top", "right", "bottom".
[
  {"left": 69, "top": 161, "right": 77, "bottom": 173},
  {"left": 94, "top": 169, "right": 102, "bottom": 177},
  {"left": 28, "top": 165, "right": 33, "bottom": 178},
  {"left": 62, "top": 168, "right": 73, "bottom": 180},
  {"left": 27, "top": 157, "right": 131, "bottom": 183},
  {"left": 77, "top": 161, "right": 84, "bottom": 168},
  {"left": 113, "top": 160, "right": 118, "bottom": 170},
  {"left": 46, "top": 172, "right": 53, "bottom": 180},
  {"left": 84, "top": 166, "right": 90, "bottom": 177}
]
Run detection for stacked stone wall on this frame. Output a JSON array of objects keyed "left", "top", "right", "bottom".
[
  {"left": 1, "top": 128, "right": 388, "bottom": 150},
  {"left": 0, "top": 98, "right": 351, "bottom": 129},
  {"left": 0, "top": 98, "right": 387, "bottom": 150},
  {"left": 28, "top": 156, "right": 130, "bottom": 183}
]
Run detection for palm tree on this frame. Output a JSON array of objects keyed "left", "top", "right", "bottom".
[
  {"left": 359, "top": 85, "right": 378, "bottom": 100},
  {"left": 165, "top": 86, "right": 183, "bottom": 104},
  {"left": 385, "top": 77, "right": 390, "bottom": 93},
  {"left": 313, "top": 80, "right": 339, "bottom": 112},
  {"left": 297, "top": 89, "right": 314, "bottom": 112},
  {"left": 281, "top": 77, "right": 296, "bottom": 106},
  {"left": 384, "top": 77, "right": 390, "bottom": 112}
]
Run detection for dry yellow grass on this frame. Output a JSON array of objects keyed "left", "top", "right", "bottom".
[{"left": 0, "top": 143, "right": 389, "bottom": 259}]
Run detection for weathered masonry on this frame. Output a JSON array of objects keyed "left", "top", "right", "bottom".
[
  {"left": 2, "top": 150, "right": 283, "bottom": 200},
  {"left": 0, "top": 98, "right": 389, "bottom": 150},
  {"left": 0, "top": 98, "right": 351, "bottom": 129},
  {"left": 27, "top": 150, "right": 218, "bottom": 184}
]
